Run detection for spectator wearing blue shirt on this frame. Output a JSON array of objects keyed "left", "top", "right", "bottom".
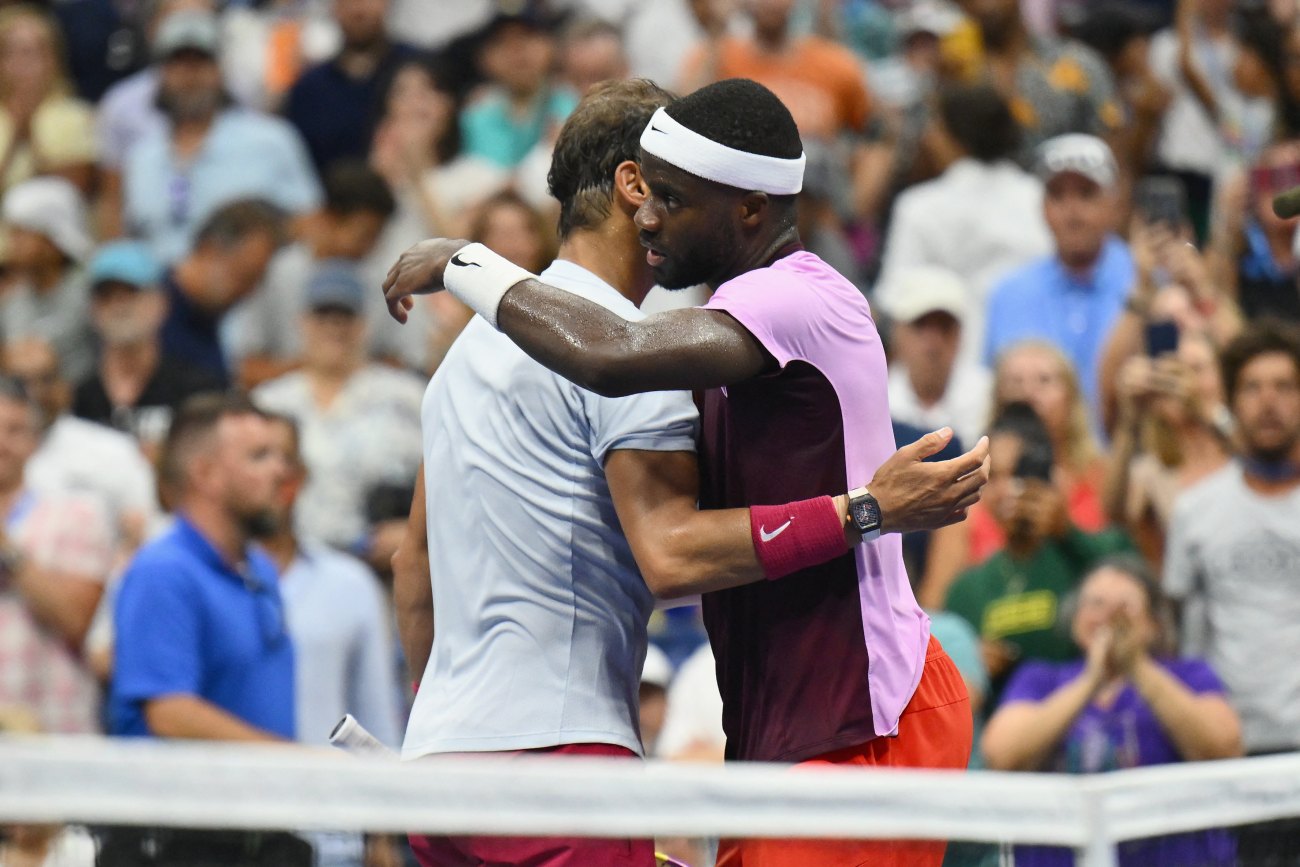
[
  {"left": 283, "top": 0, "right": 418, "bottom": 176},
  {"left": 109, "top": 392, "right": 294, "bottom": 742},
  {"left": 460, "top": 8, "right": 578, "bottom": 169},
  {"left": 257, "top": 413, "right": 404, "bottom": 867},
  {"left": 984, "top": 134, "right": 1134, "bottom": 422},
  {"left": 160, "top": 199, "right": 285, "bottom": 386},
  {"left": 121, "top": 10, "right": 321, "bottom": 264}
]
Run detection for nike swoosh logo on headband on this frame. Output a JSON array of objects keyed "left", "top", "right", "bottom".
[
  {"left": 759, "top": 519, "right": 793, "bottom": 543},
  {"left": 649, "top": 124, "right": 666, "bottom": 134},
  {"left": 450, "top": 253, "right": 480, "bottom": 268}
]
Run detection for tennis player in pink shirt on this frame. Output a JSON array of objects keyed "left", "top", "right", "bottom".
[{"left": 386, "top": 78, "right": 988, "bottom": 867}]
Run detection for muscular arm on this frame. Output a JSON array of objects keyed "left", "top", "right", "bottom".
[
  {"left": 383, "top": 239, "right": 772, "bottom": 397},
  {"left": 606, "top": 434, "right": 989, "bottom": 597},
  {"left": 496, "top": 288, "right": 772, "bottom": 397},
  {"left": 392, "top": 466, "right": 433, "bottom": 684},
  {"left": 605, "top": 449, "right": 850, "bottom": 598}
]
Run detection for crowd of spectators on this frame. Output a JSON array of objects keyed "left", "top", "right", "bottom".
[{"left": 4, "top": 0, "right": 1300, "bottom": 864}]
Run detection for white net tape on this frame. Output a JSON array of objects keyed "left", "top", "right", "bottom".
[{"left": 4, "top": 736, "right": 1300, "bottom": 867}]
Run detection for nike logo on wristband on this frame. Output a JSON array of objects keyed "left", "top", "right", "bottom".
[
  {"left": 450, "top": 253, "right": 480, "bottom": 268},
  {"left": 759, "top": 519, "right": 793, "bottom": 543}
]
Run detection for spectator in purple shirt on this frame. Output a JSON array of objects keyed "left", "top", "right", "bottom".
[{"left": 982, "top": 553, "right": 1241, "bottom": 866}]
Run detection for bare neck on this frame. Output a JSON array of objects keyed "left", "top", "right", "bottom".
[
  {"left": 709, "top": 224, "right": 801, "bottom": 291},
  {"left": 261, "top": 529, "right": 297, "bottom": 575},
  {"left": 557, "top": 223, "right": 654, "bottom": 307}
]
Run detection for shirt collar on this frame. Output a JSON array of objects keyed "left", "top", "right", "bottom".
[{"left": 173, "top": 514, "right": 258, "bottom": 583}]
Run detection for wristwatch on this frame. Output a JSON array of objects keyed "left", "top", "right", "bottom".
[{"left": 847, "top": 487, "right": 882, "bottom": 543}]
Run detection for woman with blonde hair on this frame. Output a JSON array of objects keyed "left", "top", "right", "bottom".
[
  {"left": 970, "top": 340, "right": 1109, "bottom": 566},
  {"left": 0, "top": 5, "right": 96, "bottom": 195}
]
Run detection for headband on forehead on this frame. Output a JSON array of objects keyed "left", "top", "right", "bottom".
[{"left": 639, "top": 107, "right": 805, "bottom": 196}]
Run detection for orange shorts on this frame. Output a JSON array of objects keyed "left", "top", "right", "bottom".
[{"left": 716, "top": 636, "right": 972, "bottom": 867}]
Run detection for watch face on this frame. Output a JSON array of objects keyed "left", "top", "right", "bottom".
[{"left": 851, "top": 495, "right": 881, "bottom": 533}]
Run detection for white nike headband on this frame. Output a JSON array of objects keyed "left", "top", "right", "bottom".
[{"left": 639, "top": 107, "right": 806, "bottom": 196}]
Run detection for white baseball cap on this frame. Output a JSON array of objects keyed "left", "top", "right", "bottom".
[
  {"left": 877, "top": 265, "right": 967, "bottom": 324},
  {"left": 1036, "top": 133, "right": 1118, "bottom": 190},
  {"left": 641, "top": 644, "right": 672, "bottom": 691},
  {"left": 3, "top": 177, "right": 93, "bottom": 262}
]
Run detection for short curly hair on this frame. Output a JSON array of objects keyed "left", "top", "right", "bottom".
[{"left": 664, "top": 78, "right": 803, "bottom": 160}]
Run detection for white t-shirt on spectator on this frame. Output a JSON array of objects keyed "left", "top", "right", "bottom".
[
  {"left": 655, "top": 642, "right": 725, "bottom": 760},
  {"left": 253, "top": 365, "right": 425, "bottom": 549},
  {"left": 877, "top": 157, "right": 1052, "bottom": 366},
  {"left": 887, "top": 361, "right": 991, "bottom": 450}
]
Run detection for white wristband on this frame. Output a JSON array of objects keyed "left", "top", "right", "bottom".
[{"left": 442, "top": 242, "right": 536, "bottom": 329}]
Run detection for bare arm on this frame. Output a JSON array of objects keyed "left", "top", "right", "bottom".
[
  {"left": 145, "top": 694, "right": 287, "bottom": 742},
  {"left": 981, "top": 671, "right": 1101, "bottom": 771},
  {"left": 13, "top": 563, "right": 103, "bottom": 649},
  {"left": 608, "top": 432, "right": 990, "bottom": 598},
  {"left": 1130, "top": 657, "right": 1242, "bottom": 761},
  {"left": 392, "top": 465, "right": 433, "bottom": 684},
  {"left": 383, "top": 239, "right": 772, "bottom": 397}
]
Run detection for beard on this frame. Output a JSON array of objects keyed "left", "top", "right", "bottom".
[
  {"left": 158, "top": 86, "right": 223, "bottom": 124},
  {"left": 240, "top": 508, "right": 283, "bottom": 540}
]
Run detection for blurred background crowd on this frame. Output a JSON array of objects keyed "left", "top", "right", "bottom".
[{"left": 4, "top": 0, "right": 1300, "bottom": 863}]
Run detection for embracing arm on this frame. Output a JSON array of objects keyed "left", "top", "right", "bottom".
[
  {"left": 383, "top": 239, "right": 771, "bottom": 397},
  {"left": 496, "top": 288, "right": 771, "bottom": 397},
  {"left": 608, "top": 431, "right": 990, "bottom": 598}
]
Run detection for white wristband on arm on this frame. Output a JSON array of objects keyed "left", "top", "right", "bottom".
[{"left": 442, "top": 242, "right": 537, "bottom": 329}]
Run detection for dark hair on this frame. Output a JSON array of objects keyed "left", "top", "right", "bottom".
[
  {"left": 1077, "top": 553, "right": 1174, "bottom": 656},
  {"left": 1069, "top": 2, "right": 1161, "bottom": 63},
  {"left": 665, "top": 78, "right": 803, "bottom": 160},
  {"left": 193, "top": 198, "right": 286, "bottom": 251},
  {"left": 1220, "top": 318, "right": 1300, "bottom": 407},
  {"left": 380, "top": 55, "right": 462, "bottom": 165},
  {"left": 938, "top": 83, "right": 1021, "bottom": 164},
  {"left": 989, "top": 400, "right": 1053, "bottom": 451},
  {"left": 548, "top": 78, "right": 673, "bottom": 238},
  {"left": 323, "top": 160, "right": 396, "bottom": 219},
  {"left": 159, "top": 392, "right": 266, "bottom": 500}
]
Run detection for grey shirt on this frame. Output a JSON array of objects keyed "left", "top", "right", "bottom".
[
  {"left": 1, "top": 270, "right": 95, "bottom": 382},
  {"left": 1164, "top": 462, "right": 1300, "bottom": 752}
]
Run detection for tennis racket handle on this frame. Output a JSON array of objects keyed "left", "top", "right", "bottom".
[{"left": 328, "top": 714, "right": 396, "bottom": 759}]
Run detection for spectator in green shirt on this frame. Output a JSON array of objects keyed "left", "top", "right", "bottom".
[{"left": 946, "top": 402, "right": 1131, "bottom": 708}]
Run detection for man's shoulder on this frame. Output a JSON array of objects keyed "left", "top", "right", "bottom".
[
  {"left": 1172, "top": 463, "right": 1242, "bottom": 522},
  {"left": 47, "top": 415, "right": 141, "bottom": 456},
  {"left": 99, "top": 68, "right": 156, "bottom": 113},
  {"left": 990, "top": 255, "right": 1056, "bottom": 300},
  {"left": 298, "top": 542, "right": 381, "bottom": 591},
  {"left": 219, "top": 108, "right": 306, "bottom": 149},
  {"left": 252, "top": 371, "right": 310, "bottom": 408},
  {"left": 356, "top": 364, "right": 427, "bottom": 399},
  {"left": 123, "top": 529, "right": 200, "bottom": 584}
]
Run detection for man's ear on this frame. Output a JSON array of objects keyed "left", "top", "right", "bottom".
[
  {"left": 738, "top": 192, "right": 770, "bottom": 229},
  {"left": 613, "top": 160, "right": 648, "bottom": 211}
]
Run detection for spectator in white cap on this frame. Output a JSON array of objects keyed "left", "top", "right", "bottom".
[
  {"left": 0, "top": 176, "right": 95, "bottom": 382},
  {"left": 983, "top": 133, "right": 1134, "bottom": 426},
  {"left": 639, "top": 644, "right": 672, "bottom": 757},
  {"left": 119, "top": 8, "right": 321, "bottom": 264},
  {"left": 877, "top": 83, "right": 1052, "bottom": 368},
  {"left": 253, "top": 261, "right": 424, "bottom": 565},
  {"left": 882, "top": 265, "right": 991, "bottom": 451}
]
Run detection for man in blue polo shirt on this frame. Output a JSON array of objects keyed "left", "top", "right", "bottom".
[
  {"left": 983, "top": 134, "right": 1134, "bottom": 423},
  {"left": 110, "top": 393, "right": 293, "bottom": 741}
]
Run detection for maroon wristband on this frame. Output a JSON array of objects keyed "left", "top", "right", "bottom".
[{"left": 750, "top": 495, "right": 850, "bottom": 580}]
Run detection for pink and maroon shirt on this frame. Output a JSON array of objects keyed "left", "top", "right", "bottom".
[{"left": 699, "top": 249, "right": 930, "bottom": 763}]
